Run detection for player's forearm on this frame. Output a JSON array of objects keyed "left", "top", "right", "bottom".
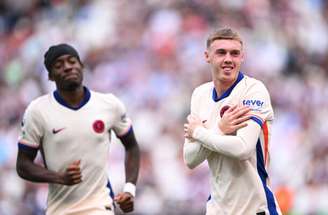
[
  {"left": 192, "top": 121, "right": 261, "bottom": 159},
  {"left": 183, "top": 138, "right": 210, "bottom": 169},
  {"left": 17, "top": 161, "right": 63, "bottom": 184},
  {"left": 119, "top": 128, "right": 140, "bottom": 184},
  {"left": 125, "top": 143, "right": 140, "bottom": 184}
]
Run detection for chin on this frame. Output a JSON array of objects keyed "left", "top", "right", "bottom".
[{"left": 63, "top": 82, "right": 81, "bottom": 91}]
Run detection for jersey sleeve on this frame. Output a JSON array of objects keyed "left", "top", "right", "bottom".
[
  {"left": 110, "top": 95, "right": 132, "bottom": 137},
  {"left": 193, "top": 120, "right": 261, "bottom": 160},
  {"left": 183, "top": 87, "right": 211, "bottom": 168},
  {"left": 241, "top": 81, "right": 274, "bottom": 127},
  {"left": 18, "top": 103, "right": 43, "bottom": 151}
]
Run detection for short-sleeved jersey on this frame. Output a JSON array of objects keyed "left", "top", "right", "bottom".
[
  {"left": 18, "top": 87, "right": 132, "bottom": 215},
  {"left": 189, "top": 72, "right": 281, "bottom": 215}
]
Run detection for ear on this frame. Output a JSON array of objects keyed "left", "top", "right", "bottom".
[
  {"left": 240, "top": 50, "right": 245, "bottom": 63},
  {"left": 204, "top": 50, "right": 210, "bottom": 63}
]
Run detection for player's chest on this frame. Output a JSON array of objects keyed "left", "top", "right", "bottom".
[
  {"left": 41, "top": 107, "right": 117, "bottom": 142},
  {"left": 197, "top": 96, "right": 241, "bottom": 129}
]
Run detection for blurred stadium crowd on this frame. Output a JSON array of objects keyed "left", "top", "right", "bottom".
[{"left": 0, "top": 0, "right": 328, "bottom": 214}]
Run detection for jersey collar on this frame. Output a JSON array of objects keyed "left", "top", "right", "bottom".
[
  {"left": 53, "top": 86, "right": 91, "bottom": 110},
  {"left": 212, "top": 72, "right": 244, "bottom": 102}
]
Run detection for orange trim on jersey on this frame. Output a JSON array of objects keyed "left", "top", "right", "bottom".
[{"left": 262, "top": 121, "right": 269, "bottom": 166}]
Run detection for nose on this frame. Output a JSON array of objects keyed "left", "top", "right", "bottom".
[
  {"left": 63, "top": 60, "right": 73, "bottom": 71},
  {"left": 223, "top": 53, "right": 232, "bottom": 63}
]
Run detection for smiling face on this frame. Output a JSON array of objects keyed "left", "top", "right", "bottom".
[
  {"left": 48, "top": 54, "right": 83, "bottom": 91},
  {"left": 205, "top": 38, "right": 244, "bottom": 85}
]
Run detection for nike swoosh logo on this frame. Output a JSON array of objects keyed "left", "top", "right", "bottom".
[{"left": 52, "top": 128, "right": 66, "bottom": 134}]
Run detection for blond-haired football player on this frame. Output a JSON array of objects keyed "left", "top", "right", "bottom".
[{"left": 184, "top": 28, "right": 282, "bottom": 215}]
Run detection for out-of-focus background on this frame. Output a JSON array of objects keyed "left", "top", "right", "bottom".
[{"left": 0, "top": 0, "right": 328, "bottom": 214}]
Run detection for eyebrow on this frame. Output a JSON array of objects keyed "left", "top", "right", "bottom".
[
  {"left": 215, "top": 48, "right": 241, "bottom": 53},
  {"left": 54, "top": 56, "right": 76, "bottom": 63}
]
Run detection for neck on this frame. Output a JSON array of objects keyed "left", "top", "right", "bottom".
[
  {"left": 57, "top": 86, "right": 85, "bottom": 108},
  {"left": 213, "top": 78, "right": 235, "bottom": 97}
]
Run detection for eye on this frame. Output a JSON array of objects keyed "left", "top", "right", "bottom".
[
  {"left": 68, "top": 57, "right": 78, "bottom": 64},
  {"left": 230, "top": 50, "right": 240, "bottom": 57},
  {"left": 53, "top": 61, "right": 63, "bottom": 69},
  {"left": 216, "top": 49, "right": 226, "bottom": 56}
]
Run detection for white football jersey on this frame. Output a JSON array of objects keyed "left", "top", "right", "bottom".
[
  {"left": 18, "top": 87, "right": 132, "bottom": 215},
  {"left": 184, "top": 72, "right": 282, "bottom": 215}
]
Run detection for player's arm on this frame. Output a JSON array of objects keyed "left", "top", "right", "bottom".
[
  {"left": 184, "top": 106, "right": 252, "bottom": 161},
  {"left": 183, "top": 137, "right": 211, "bottom": 169},
  {"left": 119, "top": 127, "right": 140, "bottom": 186},
  {"left": 16, "top": 146, "right": 82, "bottom": 185},
  {"left": 183, "top": 88, "right": 211, "bottom": 169},
  {"left": 114, "top": 127, "right": 140, "bottom": 213},
  {"left": 183, "top": 100, "right": 251, "bottom": 167},
  {"left": 186, "top": 119, "right": 261, "bottom": 160},
  {"left": 185, "top": 83, "right": 271, "bottom": 160},
  {"left": 110, "top": 95, "right": 140, "bottom": 213},
  {"left": 16, "top": 105, "right": 82, "bottom": 185}
]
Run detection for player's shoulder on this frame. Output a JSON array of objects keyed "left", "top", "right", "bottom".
[
  {"left": 192, "top": 81, "right": 212, "bottom": 97},
  {"left": 90, "top": 90, "right": 123, "bottom": 106},
  {"left": 191, "top": 82, "right": 212, "bottom": 102},
  {"left": 243, "top": 75, "right": 269, "bottom": 92},
  {"left": 26, "top": 94, "right": 52, "bottom": 113},
  {"left": 22, "top": 94, "right": 52, "bottom": 122}
]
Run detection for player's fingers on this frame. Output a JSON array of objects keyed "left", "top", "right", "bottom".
[
  {"left": 118, "top": 197, "right": 134, "bottom": 210},
  {"left": 67, "top": 162, "right": 81, "bottom": 170},
  {"left": 72, "top": 177, "right": 82, "bottom": 184},
  {"left": 234, "top": 107, "right": 251, "bottom": 118},
  {"left": 121, "top": 206, "right": 133, "bottom": 213},
  {"left": 234, "top": 115, "right": 251, "bottom": 124},
  {"left": 70, "top": 171, "right": 82, "bottom": 178},
  {"left": 230, "top": 105, "right": 246, "bottom": 115},
  {"left": 185, "top": 134, "right": 193, "bottom": 139},
  {"left": 116, "top": 198, "right": 128, "bottom": 204},
  {"left": 187, "top": 114, "right": 194, "bottom": 122},
  {"left": 121, "top": 204, "right": 133, "bottom": 212},
  {"left": 67, "top": 170, "right": 81, "bottom": 177},
  {"left": 67, "top": 160, "right": 81, "bottom": 170},
  {"left": 64, "top": 173, "right": 82, "bottom": 185},
  {"left": 114, "top": 193, "right": 124, "bottom": 202},
  {"left": 120, "top": 197, "right": 131, "bottom": 204},
  {"left": 67, "top": 167, "right": 81, "bottom": 175},
  {"left": 72, "top": 160, "right": 81, "bottom": 165},
  {"left": 68, "top": 174, "right": 82, "bottom": 184},
  {"left": 114, "top": 197, "right": 122, "bottom": 203},
  {"left": 226, "top": 104, "right": 238, "bottom": 113},
  {"left": 234, "top": 123, "right": 248, "bottom": 130},
  {"left": 66, "top": 166, "right": 81, "bottom": 173},
  {"left": 68, "top": 163, "right": 81, "bottom": 169}
]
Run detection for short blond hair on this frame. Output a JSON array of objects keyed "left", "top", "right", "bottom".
[{"left": 206, "top": 28, "right": 243, "bottom": 49}]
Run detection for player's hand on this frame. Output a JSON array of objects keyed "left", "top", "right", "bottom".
[
  {"left": 218, "top": 105, "right": 251, "bottom": 135},
  {"left": 59, "top": 160, "right": 82, "bottom": 185},
  {"left": 184, "top": 114, "right": 204, "bottom": 139},
  {"left": 114, "top": 192, "right": 134, "bottom": 213}
]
